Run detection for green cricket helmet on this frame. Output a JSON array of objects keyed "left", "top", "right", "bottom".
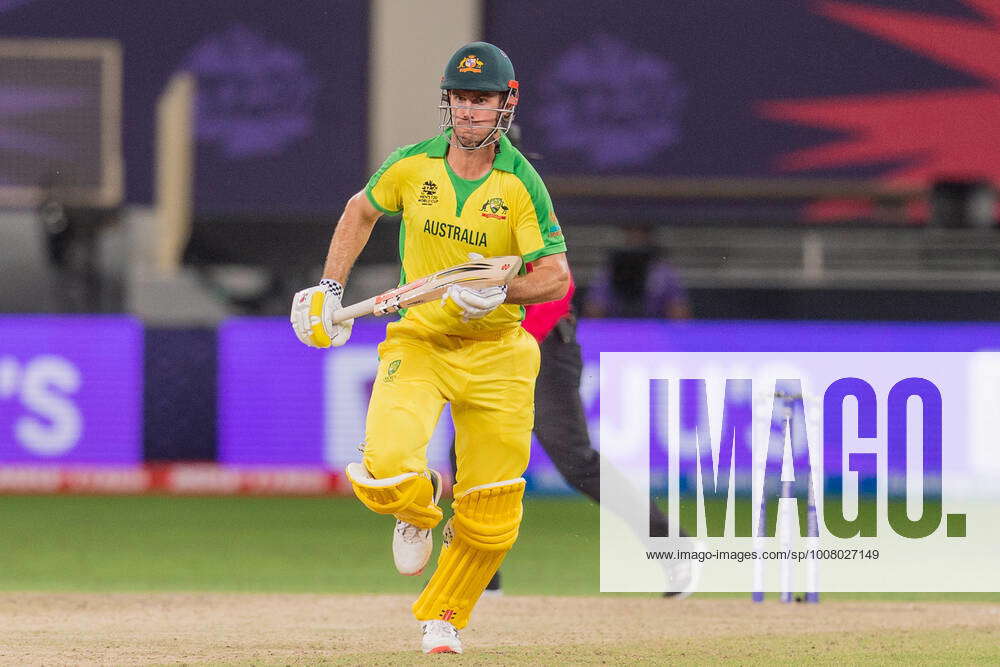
[{"left": 439, "top": 41, "right": 519, "bottom": 150}]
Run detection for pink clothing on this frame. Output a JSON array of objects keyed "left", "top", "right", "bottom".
[{"left": 522, "top": 272, "right": 575, "bottom": 343}]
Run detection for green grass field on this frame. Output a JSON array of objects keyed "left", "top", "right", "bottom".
[
  {"left": 0, "top": 494, "right": 996, "bottom": 602},
  {"left": 0, "top": 495, "right": 602, "bottom": 594},
  {"left": 1, "top": 495, "right": 998, "bottom": 663}
]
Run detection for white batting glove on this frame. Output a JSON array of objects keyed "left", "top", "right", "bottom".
[
  {"left": 442, "top": 283, "right": 508, "bottom": 321},
  {"left": 290, "top": 278, "right": 353, "bottom": 348},
  {"left": 441, "top": 252, "right": 508, "bottom": 321}
]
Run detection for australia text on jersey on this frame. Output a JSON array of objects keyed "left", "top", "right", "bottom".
[{"left": 423, "top": 219, "right": 489, "bottom": 247}]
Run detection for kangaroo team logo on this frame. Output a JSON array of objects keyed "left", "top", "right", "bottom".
[
  {"left": 418, "top": 180, "right": 439, "bottom": 205},
  {"left": 480, "top": 197, "right": 509, "bottom": 220},
  {"left": 384, "top": 359, "right": 401, "bottom": 383},
  {"left": 458, "top": 55, "right": 484, "bottom": 73}
]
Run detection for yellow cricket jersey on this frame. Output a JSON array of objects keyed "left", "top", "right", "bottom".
[{"left": 365, "top": 131, "right": 567, "bottom": 338}]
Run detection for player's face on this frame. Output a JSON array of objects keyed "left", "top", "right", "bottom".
[{"left": 449, "top": 90, "right": 505, "bottom": 147}]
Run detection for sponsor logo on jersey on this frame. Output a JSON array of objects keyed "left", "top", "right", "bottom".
[
  {"left": 423, "top": 219, "right": 489, "bottom": 248},
  {"left": 480, "top": 197, "right": 509, "bottom": 220},
  {"left": 457, "top": 55, "right": 484, "bottom": 73},
  {"left": 418, "top": 180, "right": 439, "bottom": 205},
  {"left": 547, "top": 211, "right": 563, "bottom": 239}
]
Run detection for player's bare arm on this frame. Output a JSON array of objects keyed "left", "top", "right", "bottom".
[
  {"left": 289, "top": 190, "right": 381, "bottom": 349},
  {"left": 322, "top": 190, "right": 383, "bottom": 284},
  {"left": 443, "top": 253, "right": 568, "bottom": 321},
  {"left": 506, "top": 253, "right": 570, "bottom": 305}
]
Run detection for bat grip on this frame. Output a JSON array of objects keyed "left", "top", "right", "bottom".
[{"left": 329, "top": 297, "right": 375, "bottom": 324}]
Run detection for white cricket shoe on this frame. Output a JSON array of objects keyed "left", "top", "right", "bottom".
[
  {"left": 421, "top": 620, "right": 462, "bottom": 654},
  {"left": 393, "top": 520, "right": 432, "bottom": 575},
  {"left": 663, "top": 540, "right": 704, "bottom": 600},
  {"left": 393, "top": 469, "right": 442, "bottom": 576}
]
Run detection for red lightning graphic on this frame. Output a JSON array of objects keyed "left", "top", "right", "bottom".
[{"left": 759, "top": 0, "right": 1000, "bottom": 193}]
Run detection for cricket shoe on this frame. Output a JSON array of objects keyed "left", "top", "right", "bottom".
[
  {"left": 393, "top": 469, "right": 443, "bottom": 576},
  {"left": 662, "top": 540, "right": 704, "bottom": 600},
  {"left": 421, "top": 620, "right": 462, "bottom": 654}
]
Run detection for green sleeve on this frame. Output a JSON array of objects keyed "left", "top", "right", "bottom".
[
  {"left": 512, "top": 158, "right": 567, "bottom": 261},
  {"left": 364, "top": 148, "right": 407, "bottom": 215}
]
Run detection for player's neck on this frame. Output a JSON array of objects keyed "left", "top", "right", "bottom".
[{"left": 446, "top": 143, "right": 495, "bottom": 181}]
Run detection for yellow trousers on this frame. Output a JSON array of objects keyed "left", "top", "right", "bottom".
[{"left": 362, "top": 317, "right": 540, "bottom": 497}]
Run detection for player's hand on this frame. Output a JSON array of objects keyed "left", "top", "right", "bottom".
[
  {"left": 290, "top": 279, "right": 354, "bottom": 348},
  {"left": 442, "top": 283, "right": 508, "bottom": 321}
]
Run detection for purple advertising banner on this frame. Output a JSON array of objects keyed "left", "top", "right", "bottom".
[
  {"left": 218, "top": 317, "right": 1000, "bottom": 491},
  {"left": 218, "top": 318, "right": 384, "bottom": 467},
  {"left": 486, "top": 0, "right": 1000, "bottom": 188},
  {"left": 0, "top": 316, "right": 143, "bottom": 463}
]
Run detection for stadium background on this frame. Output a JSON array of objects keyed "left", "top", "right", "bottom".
[{"left": 1, "top": 0, "right": 999, "bottom": 662}]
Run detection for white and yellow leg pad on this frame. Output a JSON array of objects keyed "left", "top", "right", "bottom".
[
  {"left": 412, "top": 478, "right": 525, "bottom": 629},
  {"left": 345, "top": 462, "right": 443, "bottom": 530}
]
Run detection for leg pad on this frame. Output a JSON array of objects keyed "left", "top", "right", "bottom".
[
  {"left": 412, "top": 478, "right": 525, "bottom": 629},
  {"left": 345, "top": 462, "right": 443, "bottom": 530}
]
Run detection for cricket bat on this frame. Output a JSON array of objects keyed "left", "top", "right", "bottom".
[{"left": 329, "top": 255, "right": 522, "bottom": 324}]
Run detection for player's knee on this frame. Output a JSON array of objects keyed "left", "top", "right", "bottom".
[
  {"left": 344, "top": 462, "right": 443, "bottom": 529},
  {"left": 361, "top": 449, "right": 395, "bottom": 480},
  {"left": 488, "top": 431, "right": 532, "bottom": 471},
  {"left": 361, "top": 440, "right": 422, "bottom": 480}
]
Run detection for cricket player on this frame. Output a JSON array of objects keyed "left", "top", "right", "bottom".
[{"left": 291, "top": 42, "right": 569, "bottom": 654}]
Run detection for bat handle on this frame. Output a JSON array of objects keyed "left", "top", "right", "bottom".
[{"left": 329, "top": 297, "right": 376, "bottom": 324}]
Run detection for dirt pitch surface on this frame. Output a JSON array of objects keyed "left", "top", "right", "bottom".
[{"left": 0, "top": 593, "right": 997, "bottom": 665}]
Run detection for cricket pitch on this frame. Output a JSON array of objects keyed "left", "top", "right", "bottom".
[{"left": 0, "top": 594, "right": 997, "bottom": 664}]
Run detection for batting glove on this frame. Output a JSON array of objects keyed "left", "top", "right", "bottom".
[
  {"left": 442, "top": 283, "right": 508, "bottom": 321},
  {"left": 290, "top": 278, "right": 354, "bottom": 348}
]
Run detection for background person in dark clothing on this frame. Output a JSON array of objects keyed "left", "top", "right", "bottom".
[{"left": 584, "top": 224, "right": 690, "bottom": 319}]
